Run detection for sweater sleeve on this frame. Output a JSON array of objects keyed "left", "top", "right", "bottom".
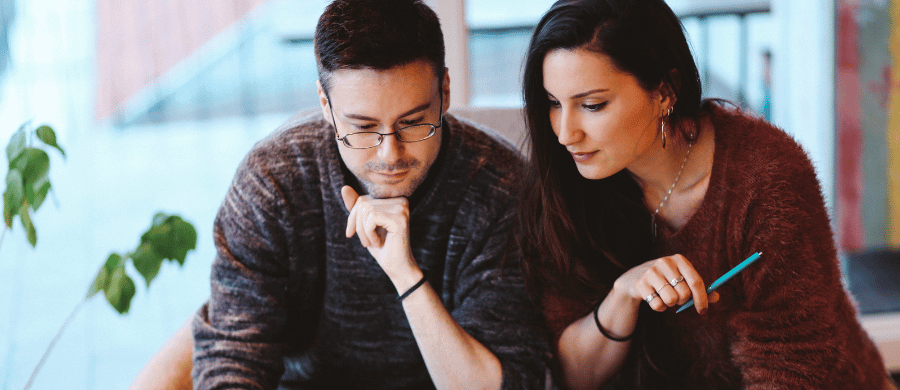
[
  {"left": 724, "top": 145, "right": 885, "bottom": 389},
  {"left": 450, "top": 195, "right": 554, "bottom": 390},
  {"left": 191, "top": 152, "right": 293, "bottom": 390}
]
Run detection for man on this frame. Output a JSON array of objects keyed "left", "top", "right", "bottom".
[{"left": 159, "top": 1, "right": 551, "bottom": 389}]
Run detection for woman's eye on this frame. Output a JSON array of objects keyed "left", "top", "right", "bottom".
[
  {"left": 583, "top": 102, "right": 607, "bottom": 111},
  {"left": 548, "top": 99, "right": 561, "bottom": 108},
  {"left": 354, "top": 124, "right": 376, "bottom": 130}
]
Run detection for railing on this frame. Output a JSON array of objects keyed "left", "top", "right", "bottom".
[{"left": 672, "top": 0, "right": 771, "bottom": 108}]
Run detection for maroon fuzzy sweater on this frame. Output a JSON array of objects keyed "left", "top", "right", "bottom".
[{"left": 544, "top": 104, "right": 889, "bottom": 389}]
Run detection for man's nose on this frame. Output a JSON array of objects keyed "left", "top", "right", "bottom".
[{"left": 376, "top": 129, "right": 404, "bottom": 163}]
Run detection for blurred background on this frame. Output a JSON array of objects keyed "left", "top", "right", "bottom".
[{"left": 0, "top": 0, "right": 897, "bottom": 388}]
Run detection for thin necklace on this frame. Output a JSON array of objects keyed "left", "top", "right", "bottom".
[{"left": 651, "top": 140, "right": 693, "bottom": 238}]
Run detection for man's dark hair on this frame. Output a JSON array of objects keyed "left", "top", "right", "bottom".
[{"left": 314, "top": 0, "right": 446, "bottom": 94}]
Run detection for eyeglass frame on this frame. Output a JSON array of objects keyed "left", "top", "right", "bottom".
[{"left": 326, "top": 82, "right": 444, "bottom": 150}]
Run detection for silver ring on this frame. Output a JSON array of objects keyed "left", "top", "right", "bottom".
[
  {"left": 644, "top": 292, "right": 660, "bottom": 304},
  {"left": 655, "top": 283, "right": 670, "bottom": 293},
  {"left": 669, "top": 276, "right": 685, "bottom": 287}
]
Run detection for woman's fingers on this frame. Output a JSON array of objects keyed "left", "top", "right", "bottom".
[
  {"left": 669, "top": 274, "right": 691, "bottom": 305},
  {"left": 646, "top": 268, "right": 679, "bottom": 308},
  {"left": 639, "top": 281, "right": 667, "bottom": 312},
  {"left": 635, "top": 254, "right": 712, "bottom": 313},
  {"left": 672, "top": 256, "right": 709, "bottom": 314}
]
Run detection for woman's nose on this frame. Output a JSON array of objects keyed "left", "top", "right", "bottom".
[{"left": 555, "top": 109, "right": 583, "bottom": 146}]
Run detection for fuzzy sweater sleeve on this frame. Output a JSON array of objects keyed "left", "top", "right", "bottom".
[
  {"left": 191, "top": 146, "right": 294, "bottom": 390},
  {"left": 720, "top": 118, "right": 886, "bottom": 389}
]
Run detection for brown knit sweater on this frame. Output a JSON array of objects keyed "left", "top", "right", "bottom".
[{"left": 544, "top": 104, "right": 889, "bottom": 389}]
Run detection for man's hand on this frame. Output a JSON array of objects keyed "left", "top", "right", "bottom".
[
  {"left": 341, "top": 186, "right": 422, "bottom": 287},
  {"left": 342, "top": 185, "right": 503, "bottom": 390}
]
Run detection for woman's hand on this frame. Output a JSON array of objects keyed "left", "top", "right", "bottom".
[{"left": 613, "top": 254, "right": 718, "bottom": 314}]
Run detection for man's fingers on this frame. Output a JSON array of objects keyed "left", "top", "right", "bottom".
[
  {"left": 341, "top": 185, "right": 359, "bottom": 211},
  {"left": 344, "top": 194, "right": 409, "bottom": 251},
  {"left": 356, "top": 206, "right": 371, "bottom": 247},
  {"left": 364, "top": 213, "right": 392, "bottom": 247},
  {"left": 342, "top": 186, "right": 360, "bottom": 238},
  {"left": 364, "top": 212, "right": 380, "bottom": 247},
  {"left": 709, "top": 291, "right": 720, "bottom": 304}
]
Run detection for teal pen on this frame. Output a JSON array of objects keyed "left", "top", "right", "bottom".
[{"left": 676, "top": 252, "right": 763, "bottom": 313}]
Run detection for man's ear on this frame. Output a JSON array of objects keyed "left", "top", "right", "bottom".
[
  {"left": 441, "top": 67, "right": 451, "bottom": 114},
  {"left": 317, "top": 80, "right": 332, "bottom": 125}
]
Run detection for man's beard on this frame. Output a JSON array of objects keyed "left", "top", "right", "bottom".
[{"left": 358, "top": 158, "right": 423, "bottom": 199}]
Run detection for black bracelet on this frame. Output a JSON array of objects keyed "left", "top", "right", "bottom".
[
  {"left": 593, "top": 304, "right": 634, "bottom": 342},
  {"left": 398, "top": 275, "right": 428, "bottom": 301}
]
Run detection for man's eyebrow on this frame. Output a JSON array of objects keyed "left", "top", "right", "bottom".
[{"left": 343, "top": 102, "right": 432, "bottom": 121}]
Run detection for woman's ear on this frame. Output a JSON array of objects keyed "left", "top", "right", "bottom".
[
  {"left": 659, "top": 69, "right": 681, "bottom": 111},
  {"left": 654, "top": 82, "right": 676, "bottom": 114}
]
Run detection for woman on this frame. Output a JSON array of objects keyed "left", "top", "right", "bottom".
[{"left": 517, "top": 0, "right": 894, "bottom": 389}]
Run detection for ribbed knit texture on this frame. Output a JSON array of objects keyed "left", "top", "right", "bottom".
[
  {"left": 544, "top": 104, "right": 889, "bottom": 389},
  {"left": 192, "top": 111, "right": 551, "bottom": 390}
]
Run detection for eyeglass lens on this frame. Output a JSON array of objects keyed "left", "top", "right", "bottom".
[{"left": 342, "top": 124, "right": 435, "bottom": 148}]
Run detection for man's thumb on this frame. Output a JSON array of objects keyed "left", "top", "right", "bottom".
[{"left": 341, "top": 185, "right": 359, "bottom": 211}]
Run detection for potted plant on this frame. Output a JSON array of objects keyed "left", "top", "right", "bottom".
[{"left": 2, "top": 123, "right": 198, "bottom": 390}]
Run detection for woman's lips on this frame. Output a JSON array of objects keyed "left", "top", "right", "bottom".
[{"left": 569, "top": 151, "right": 597, "bottom": 163}]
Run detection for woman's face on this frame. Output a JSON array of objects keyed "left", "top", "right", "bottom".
[{"left": 542, "top": 48, "right": 669, "bottom": 180}]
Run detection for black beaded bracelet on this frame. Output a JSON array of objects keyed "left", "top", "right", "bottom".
[
  {"left": 398, "top": 275, "right": 428, "bottom": 301},
  {"left": 593, "top": 304, "right": 634, "bottom": 342}
]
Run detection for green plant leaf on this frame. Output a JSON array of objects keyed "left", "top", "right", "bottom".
[
  {"left": 168, "top": 216, "right": 197, "bottom": 265},
  {"left": 142, "top": 214, "right": 177, "bottom": 259},
  {"left": 132, "top": 242, "right": 163, "bottom": 287},
  {"left": 3, "top": 192, "right": 12, "bottom": 228},
  {"left": 5, "top": 168, "right": 24, "bottom": 206},
  {"left": 13, "top": 148, "right": 50, "bottom": 210},
  {"left": 103, "top": 252, "right": 123, "bottom": 271},
  {"left": 86, "top": 267, "right": 108, "bottom": 298},
  {"left": 152, "top": 212, "right": 167, "bottom": 226},
  {"left": 86, "top": 262, "right": 111, "bottom": 299},
  {"left": 4, "top": 169, "right": 24, "bottom": 227},
  {"left": 138, "top": 214, "right": 198, "bottom": 265},
  {"left": 19, "top": 204, "right": 36, "bottom": 247},
  {"left": 31, "top": 181, "right": 50, "bottom": 211},
  {"left": 25, "top": 168, "right": 51, "bottom": 211},
  {"left": 35, "top": 125, "right": 65, "bottom": 158},
  {"left": 14, "top": 148, "right": 49, "bottom": 190},
  {"left": 6, "top": 125, "right": 26, "bottom": 165},
  {"left": 104, "top": 263, "right": 135, "bottom": 314},
  {"left": 87, "top": 253, "right": 122, "bottom": 298}
]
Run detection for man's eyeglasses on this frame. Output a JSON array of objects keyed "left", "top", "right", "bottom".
[{"left": 328, "top": 92, "right": 443, "bottom": 149}]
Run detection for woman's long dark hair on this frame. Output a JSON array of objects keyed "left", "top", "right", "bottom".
[{"left": 518, "top": 0, "right": 702, "bottom": 303}]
